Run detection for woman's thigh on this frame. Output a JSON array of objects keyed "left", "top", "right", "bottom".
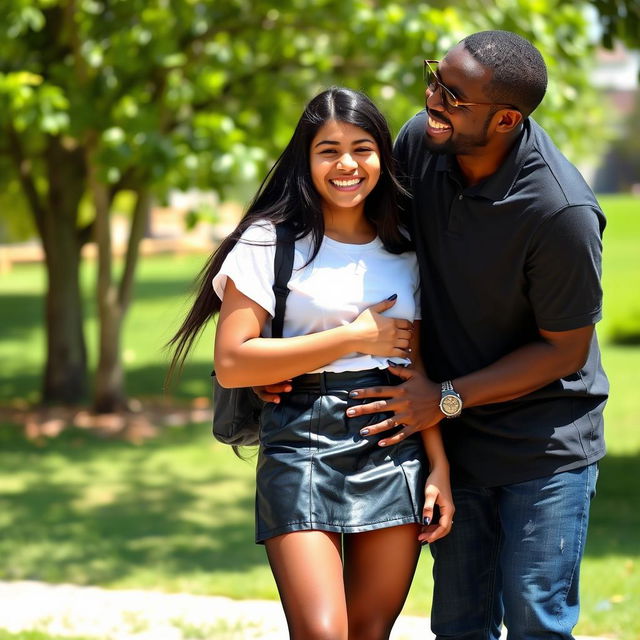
[
  {"left": 344, "top": 524, "right": 421, "bottom": 640},
  {"left": 265, "top": 529, "right": 347, "bottom": 640}
]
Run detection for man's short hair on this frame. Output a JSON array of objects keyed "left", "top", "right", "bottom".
[{"left": 461, "top": 30, "right": 548, "bottom": 117}]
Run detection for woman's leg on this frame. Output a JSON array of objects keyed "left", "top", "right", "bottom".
[
  {"left": 265, "top": 529, "right": 348, "bottom": 640},
  {"left": 343, "top": 524, "right": 421, "bottom": 640}
]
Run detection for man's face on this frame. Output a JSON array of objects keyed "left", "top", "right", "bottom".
[{"left": 424, "top": 45, "right": 499, "bottom": 156}]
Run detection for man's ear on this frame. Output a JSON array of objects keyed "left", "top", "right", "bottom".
[{"left": 495, "top": 109, "right": 523, "bottom": 133}]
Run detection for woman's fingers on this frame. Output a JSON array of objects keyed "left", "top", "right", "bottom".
[
  {"left": 395, "top": 319, "right": 414, "bottom": 331},
  {"left": 251, "top": 380, "right": 293, "bottom": 403},
  {"left": 421, "top": 485, "right": 436, "bottom": 529}
]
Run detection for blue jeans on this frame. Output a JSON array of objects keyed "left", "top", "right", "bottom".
[{"left": 430, "top": 464, "right": 598, "bottom": 640}]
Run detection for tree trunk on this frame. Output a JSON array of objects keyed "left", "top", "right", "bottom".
[
  {"left": 89, "top": 133, "right": 151, "bottom": 412},
  {"left": 87, "top": 139, "right": 125, "bottom": 413},
  {"left": 41, "top": 138, "right": 89, "bottom": 404},
  {"left": 9, "top": 128, "right": 89, "bottom": 405},
  {"left": 41, "top": 221, "right": 88, "bottom": 404},
  {"left": 94, "top": 294, "right": 126, "bottom": 413}
]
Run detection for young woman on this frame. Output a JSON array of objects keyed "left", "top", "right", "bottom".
[{"left": 169, "top": 87, "right": 453, "bottom": 640}]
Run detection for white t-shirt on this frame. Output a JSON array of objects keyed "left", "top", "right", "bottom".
[{"left": 212, "top": 221, "right": 421, "bottom": 373}]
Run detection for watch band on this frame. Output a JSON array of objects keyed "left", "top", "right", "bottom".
[{"left": 442, "top": 380, "right": 455, "bottom": 393}]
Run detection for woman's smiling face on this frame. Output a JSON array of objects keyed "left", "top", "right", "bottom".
[{"left": 309, "top": 120, "right": 381, "bottom": 217}]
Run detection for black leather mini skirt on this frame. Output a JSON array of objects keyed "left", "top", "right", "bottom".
[{"left": 255, "top": 368, "right": 427, "bottom": 543}]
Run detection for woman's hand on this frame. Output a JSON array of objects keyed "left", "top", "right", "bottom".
[
  {"left": 419, "top": 464, "right": 454, "bottom": 544},
  {"left": 252, "top": 381, "right": 292, "bottom": 403},
  {"left": 348, "top": 296, "right": 413, "bottom": 358}
]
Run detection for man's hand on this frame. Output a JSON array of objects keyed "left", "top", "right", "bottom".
[
  {"left": 346, "top": 364, "right": 442, "bottom": 446},
  {"left": 252, "top": 380, "right": 292, "bottom": 403}
]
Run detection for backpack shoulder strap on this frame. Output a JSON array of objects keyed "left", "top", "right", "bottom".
[{"left": 271, "top": 225, "right": 294, "bottom": 339}]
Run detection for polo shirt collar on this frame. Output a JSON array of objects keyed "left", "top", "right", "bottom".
[{"left": 438, "top": 118, "right": 535, "bottom": 202}]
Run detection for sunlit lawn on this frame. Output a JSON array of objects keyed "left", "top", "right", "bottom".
[
  {"left": 0, "top": 633, "right": 96, "bottom": 640},
  {"left": 0, "top": 195, "right": 638, "bottom": 639}
]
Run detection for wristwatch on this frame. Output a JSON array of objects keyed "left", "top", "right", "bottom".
[{"left": 439, "top": 380, "right": 463, "bottom": 418}]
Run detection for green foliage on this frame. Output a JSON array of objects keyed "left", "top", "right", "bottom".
[
  {"left": 0, "top": 0, "right": 609, "bottom": 211},
  {"left": 0, "top": 180, "right": 36, "bottom": 242},
  {"left": 436, "top": 0, "right": 607, "bottom": 162},
  {"left": 0, "top": 0, "right": 615, "bottom": 407},
  {"left": 582, "top": 0, "right": 640, "bottom": 50}
]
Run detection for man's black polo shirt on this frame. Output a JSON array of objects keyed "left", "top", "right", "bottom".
[{"left": 394, "top": 111, "right": 608, "bottom": 487}]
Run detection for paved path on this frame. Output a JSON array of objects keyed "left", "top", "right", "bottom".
[{"left": 0, "top": 581, "right": 610, "bottom": 639}]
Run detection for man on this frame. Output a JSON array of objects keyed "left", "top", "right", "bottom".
[{"left": 343, "top": 30, "right": 608, "bottom": 639}]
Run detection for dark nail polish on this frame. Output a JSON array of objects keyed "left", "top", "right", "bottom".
[
  {"left": 420, "top": 540, "right": 429, "bottom": 546},
  {"left": 348, "top": 391, "right": 358, "bottom": 398},
  {"left": 360, "top": 428, "right": 369, "bottom": 436},
  {"left": 423, "top": 516, "right": 431, "bottom": 526},
  {"left": 386, "top": 293, "right": 398, "bottom": 301}
]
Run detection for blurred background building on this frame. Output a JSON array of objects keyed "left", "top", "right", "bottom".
[{"left": 591, "top": 44, "right": 640, "bottom": 192}]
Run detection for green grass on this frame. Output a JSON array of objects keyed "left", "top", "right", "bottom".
[
  {"left": 599, "top": 195, "right": 640, "bottom": 344},
  {"left": 0, "top": 622, "right": 255, "bottom": 640},
  {"left": 0, "top": 424, "right": 273, "bottom": 600},
  {"left": 0, "top": 632, "right": 97, "bottom": 640},
  {"left": 0, "top": 194, "right": 638, "bottom": 639},
  {"left": 0, "top": 252, "right": 216, "bottom": 404}
]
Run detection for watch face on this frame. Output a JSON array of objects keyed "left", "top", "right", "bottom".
[{"left": 441, "top": 394, "right": 462, "bottom": 416}]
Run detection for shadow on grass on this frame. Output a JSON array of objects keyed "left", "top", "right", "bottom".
[
  {"left": 0, "top": 293, "right": 45, "bottom": 339},
  {"left": 0, "top": 424, "right": 264, "bottom": 587},
  {"left": 0, "top": 371, "right": 43, "bottom": 404},
  {"left": 0, "top": 361, "right": 214, "bottom": 405},
  {"left": 584, "top": 453, "right": 640, "bottom": 558}
]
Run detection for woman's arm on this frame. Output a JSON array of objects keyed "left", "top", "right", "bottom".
[
  {"left": 419, "top": 425, "right": 453, "bottom": 543},
  {"left": 408, "top": 322, "right": 454, "bottom": 543},
  {"left": 214, "top": 278, "right": 413, "bottom": 387}
]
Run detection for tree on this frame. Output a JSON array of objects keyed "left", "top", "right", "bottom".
[
  {"left": 0, "top": 0, "right": 606, "bottom": 411},
  {"left": 584, "top": 0, "right": 640, "bottom": 50}
]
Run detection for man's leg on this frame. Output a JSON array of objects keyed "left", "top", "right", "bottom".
[
  {"left": 430, "top": 485, "right": 504, "bottom": 640},
  {"left": 499, "top": 464, "right": 598, "bottom": 640}
]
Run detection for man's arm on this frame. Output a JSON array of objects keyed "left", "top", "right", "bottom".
[{"left": 348, "top": 324, "right": 594, "bottom": 447}]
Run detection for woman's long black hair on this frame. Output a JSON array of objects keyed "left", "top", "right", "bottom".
[{"left": 167, "top": 86, "right": 410, "bottom": 379}]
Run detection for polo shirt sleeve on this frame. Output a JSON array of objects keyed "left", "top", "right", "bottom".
[
  {"left": 212, "top": 222, "right": 277, "bottom": 316},
  {"left": 526, "top": 205, "right": 604, "bottom": 332}
]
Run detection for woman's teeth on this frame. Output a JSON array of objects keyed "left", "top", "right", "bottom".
[{"left": 331, "top": 178, "right": 362, "bottom": 187}]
